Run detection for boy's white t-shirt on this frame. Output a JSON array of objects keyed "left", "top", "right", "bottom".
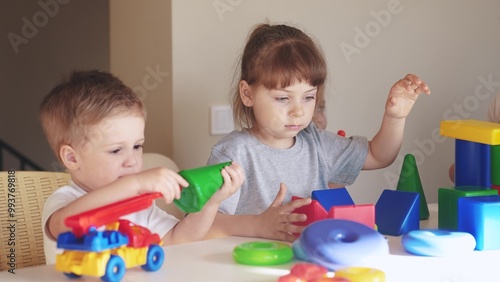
[{"left": 42, "top": 181, "right": 179, "bottom": 264}]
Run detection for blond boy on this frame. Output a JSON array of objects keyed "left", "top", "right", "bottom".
[{"left": 40, "top": 70, "right": 244, "bottom": 263}]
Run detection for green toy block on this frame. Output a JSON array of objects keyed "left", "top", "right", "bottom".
[
  {"left": 396, "top": 154, "right": 429, "bottom": 220},
  {"left": 174, "top": 161, "right": 232, "bottom": 213},
  {"left": 491, "top": 145, "right": 500, "bottom": 186},
  {"left": 438, "top": 186, "right": 498, "bottom": 230}
]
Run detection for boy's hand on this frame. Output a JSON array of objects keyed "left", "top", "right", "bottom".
[
  {"left": 135, "top": 167, "right": 189, "bottom": 204},
  {"left": 210, "top": 162, "right": 245, "bottom": 203},
  {"left": 386, "top": 74, "right": 431, "bottom": 119},
  {"left": 254, "top": 183, "right": 311, "bottom": 242}
]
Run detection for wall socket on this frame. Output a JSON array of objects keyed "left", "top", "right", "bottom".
[{"left": 210, "top": 105, "right": 234, "bottom": 135}]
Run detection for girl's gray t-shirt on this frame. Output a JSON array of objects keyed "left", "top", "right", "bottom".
[{"left": 207, "top": 123, "right": 368, "bottom": 215}]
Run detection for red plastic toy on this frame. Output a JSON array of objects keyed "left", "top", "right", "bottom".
[{"left": 64, "top": 192, "right": 162, "bottom": 237}]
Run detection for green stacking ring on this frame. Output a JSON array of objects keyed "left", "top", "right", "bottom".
[{"left": 232, "top": 241, "right": 293, "bottom": 266}]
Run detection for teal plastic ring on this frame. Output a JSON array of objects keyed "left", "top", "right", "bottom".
[{"left": 232, "top": 241, "right": 293, "bottom": 266}]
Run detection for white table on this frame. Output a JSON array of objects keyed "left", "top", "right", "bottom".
[{"left": 1, "top": 204, "right": 499, "bottom": 282}]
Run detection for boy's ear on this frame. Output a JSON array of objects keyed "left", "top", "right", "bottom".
[
  {"left": 59, "top": 145, "right": 79, "bottom": 170},
  {"left": 239, "top": 80, "right": 253, "bottom": 107}
]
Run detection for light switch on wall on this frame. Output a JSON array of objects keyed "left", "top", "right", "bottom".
[{"left": 210, "top": 105, "right": 235, "bottom": 135}]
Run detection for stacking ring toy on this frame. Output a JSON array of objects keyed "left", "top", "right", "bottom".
[
  {"left": 292, "top": 240, "right": 309, "bottom": 261},
  {"left": 233, "top": 241, "right": 293, "bottom": 265},
  {"left": 294, "top": 219, "right": 388, "bottom": 270},
  {"left": 402, "top": 229, "right": 476, "bottom": 256}
]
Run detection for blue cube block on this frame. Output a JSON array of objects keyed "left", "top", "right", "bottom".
[
  {"left": 375, "top": 189, "right": 420, "bottom": 236},
  {"left": 458, "top": 195, "right": 500, "bottom": 250},
  {"left": 438, "top": 186, "right": 497, "bottom": 230},
  {"left": 311, "top": 188, "right": 354, "bottom": 211}
]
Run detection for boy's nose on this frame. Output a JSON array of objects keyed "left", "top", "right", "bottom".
[{"left": 124, "top": 153, "right": 138, "bottom": 167}]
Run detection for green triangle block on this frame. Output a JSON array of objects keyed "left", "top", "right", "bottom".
[{"left": 396, "top": 154, "right": 429, "bottom": 220}]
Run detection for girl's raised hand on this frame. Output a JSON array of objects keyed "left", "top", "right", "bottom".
[{"left": 385, "top": 74, "right": 430, "bottom": 119}]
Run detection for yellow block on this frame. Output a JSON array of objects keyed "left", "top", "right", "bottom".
[
  {"left": 440, "top": 120, "right": 500, "bottom": 145},
  {"left": 335, "top": 267, "right": 385, "bottom": 281}
]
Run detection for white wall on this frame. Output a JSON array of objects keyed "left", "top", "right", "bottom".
[
  {"left": 109, "top": 0, "right": 174, "bottom": 158},
  {"left": 172, "top": 0, "right": 500, "bottom": 204}
]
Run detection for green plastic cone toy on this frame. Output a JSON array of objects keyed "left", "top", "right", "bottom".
[
  {"left": 396, "top": 154, "right": 429, "bottom": 220},
  {"left": 174, "top": 161, "right": 232, "bottom": 213}
]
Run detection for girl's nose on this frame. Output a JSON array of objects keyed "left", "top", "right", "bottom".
[{"left": 290, "top": 102, "right": 304, "bottom": 118}]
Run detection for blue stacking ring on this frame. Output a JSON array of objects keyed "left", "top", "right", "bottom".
[
  {"left": 402, "top": 229, "right": 476, "bottom": 256},
  {"left": 295, "top": 219, "right": 388, "bottom": 270}
]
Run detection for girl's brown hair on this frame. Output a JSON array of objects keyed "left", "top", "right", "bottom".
[
  {"left": 40, "top": 70, "right": 146, "bottom": 162},
  {"left": 232, "top": 23, "right": 327, "bottom": 128}
]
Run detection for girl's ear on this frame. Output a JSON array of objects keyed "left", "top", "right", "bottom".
[
  {"left": 239, "top": 80, "right": 254, "bottom": 107},
  {"left": 60, "top": 145, "right": 79, "bottom": 171}
]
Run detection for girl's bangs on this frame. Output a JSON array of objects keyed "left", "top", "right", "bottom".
[{"left": 257, "top": 44, "right": 326, "bottom": 89}]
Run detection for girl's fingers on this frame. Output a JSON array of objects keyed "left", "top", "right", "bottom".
[
  {"left": 402, "top": 74, "right": 431, "bottom": 95},
  {"left": 270, "top": 183, "right": 287, "bottom": 207}
]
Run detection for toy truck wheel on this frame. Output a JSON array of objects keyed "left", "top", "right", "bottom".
[
  {"left": 141, "top": 244, "right": 164, "bottom": 272},
  {"left": 101, "top": 255, "right": 126, "bottom": 282}
]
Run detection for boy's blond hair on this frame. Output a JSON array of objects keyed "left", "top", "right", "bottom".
[{"left": 40, "top": 70, "right": 146, "bottom": 163}]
